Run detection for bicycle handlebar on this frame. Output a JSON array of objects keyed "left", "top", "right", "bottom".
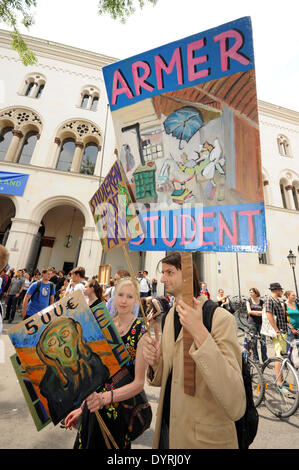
[
  {"left": 238, "top": 324, "right": 262, "bottom": 341},
  {"left": 277, "top": 330, "right": 299, "bottom": 348}
]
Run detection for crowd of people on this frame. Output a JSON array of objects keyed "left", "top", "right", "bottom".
[{"left": 1, "top": 242, "right": 298, "bottom": 449}]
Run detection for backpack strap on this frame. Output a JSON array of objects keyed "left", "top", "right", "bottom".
[
  {"left": 29, "top": 281, "right": 41, "bottom": 301},
  {"left": 202, "top": 299, "right": 219, "bottom": 332},
  {"left": 161, "top": 299, "right": 219, "bottom": 333}
]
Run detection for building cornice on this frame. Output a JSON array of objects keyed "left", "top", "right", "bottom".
[
  {"left": 0, "top": 28, "right": 118, "bottom": 70},
  {"left": 265, "top": 204, "right": 299, "bottom": 216},
  {"left": 258, "top": 100, "right": 299, "bottom": 126}
]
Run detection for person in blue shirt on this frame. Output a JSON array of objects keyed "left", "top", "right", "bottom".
[
  {"left": 285, "top": 290, "right": 299, "bottom": 355},
  {"left": 22, "top": 268, "right": 55, "bottom": 319}
]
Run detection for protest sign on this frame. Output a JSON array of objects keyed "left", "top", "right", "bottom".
[
  {"left": 9, "top": 290, "right": 130, "bottom": 429},
  {"left": 102, "top": 16, "right": 266, "bottom": 395},
  {"left": 103, "top": 16, "right": 266, "bottom": 253},
  {"left": 89, "top": 160, "right": 143, "bottom": 252}
]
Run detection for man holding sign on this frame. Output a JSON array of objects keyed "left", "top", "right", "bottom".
[{"left": 143, "top": 252, "right": 245, "bottom": 449}]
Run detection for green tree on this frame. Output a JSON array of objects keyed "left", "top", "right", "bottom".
[
  {"left": 0, "top": 0, "right": 158, "bottom": 65},
  {"left": 98, "top": 0, "right": 158, "bottom": 22},
  {"left": 0, "top": 0, "right": 38, "bottom": 65}
]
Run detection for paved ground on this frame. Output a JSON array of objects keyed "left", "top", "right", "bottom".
[{"left": 1, "top": 313, "right": 299, "bottom": 450}]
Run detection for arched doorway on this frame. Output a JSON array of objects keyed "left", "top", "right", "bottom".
[
  {"left": 31, "top": 205, "right": 85, "bottom": 274},
  {"left": 0, "top": 196, "right": 16, "bottom": 244}
]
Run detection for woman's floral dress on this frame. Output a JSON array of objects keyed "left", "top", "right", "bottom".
[{"left": 74, "top": 318, "right": 146, "bottom": 449}]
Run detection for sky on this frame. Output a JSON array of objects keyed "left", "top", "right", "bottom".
[{"left": 2, "top": 0, "right": 299, "bottom": 112}]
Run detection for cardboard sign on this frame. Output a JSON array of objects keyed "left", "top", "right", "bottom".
[
  {"left": 98, "top": 264, "right": 112, "bottom": 285},
  {"left": 9, "top": 291, "right": 130, "bottom": 428},
  {"left": 103, "top": 17, "right": 267, "bottom": 253},
  {"left": 89, "top": 160, "right": 143, "bottom": 252}
]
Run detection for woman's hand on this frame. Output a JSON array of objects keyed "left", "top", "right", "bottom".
[
  {"left": 64, "top": 408, "right": 82, "bottom": 430},
  {"left": 176, "top": 297, "right": 209, "bottom": 348},
  {"left": 86, "top": 392, "right": 107, "bottom": 413}
]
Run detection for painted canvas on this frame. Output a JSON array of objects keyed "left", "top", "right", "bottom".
[
  {"left": 89, "top": 159, "right": 143, "bottom": 252},
  {"left": 103, "top": 16, "right": 267, "bottom": 253},
  {"left": 9, "top": 290, "right": 130, "bottom": 428}
]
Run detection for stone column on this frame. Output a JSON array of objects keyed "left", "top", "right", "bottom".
[
  {"left": 30, "top": 82, "right": 38, "bottom": 98},
  {"left": 71, "top": 141, "right": 84, "bottom": 173},
  {"left": 285, "top": 185, "right": 296, "bottom": 210},
  {"left": 263, "top": 180, "right": 269, "bottom": 205},
  {"left": 144, "top": 250, "right": 166, "bottom": 296},
  {"left": 5, "top": 130, "right": 23, "bottom": 162},
  {"left": 5, "top": 218, "right": 40, "bottom": 269},
  {"left": 76, "top": 226, "right": 102, "bottom": 278}
]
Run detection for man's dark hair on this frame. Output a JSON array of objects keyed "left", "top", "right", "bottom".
[
  {"left": 160, "top": 252, "right": 200, "bottom": 297},
  {"left": 71, "top": 266, "right": 86, "bottom": 278},
  {"left": 88, "top": 279, "right": 103, "bottom": 301}
]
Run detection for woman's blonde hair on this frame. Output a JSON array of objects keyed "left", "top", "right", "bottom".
[
  {"left": 112, "top": 278, "right": 138, "bottom": 315},
  {"left": 284, "top": 290, "right": 295, "bottom": 299}
]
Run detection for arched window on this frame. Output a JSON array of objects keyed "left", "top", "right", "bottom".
[
  {"left": 17, "top": 131, "right": 38, "bottom": 164},
  {"left": 280, "top": 181, "right": 288, "bottom": 209},
  {"left": 90, "top": 96, "right": 99, "bottom": 111},
  {"left": 56, "top": 138, "right": 76, "bottom": 172},
  {"left": 25, "top": 81, "right": 35, "bottom": 97},
  {"left": 277, "top": 134, "right": 291, "bottom": 157},
  {"left": 292, "top": 181, "right": 299, "bottom": 211},
  {"left": 0, "top": 126, "right": 13, "bottom": 161},
  {"left": 21, "top": 74, "right": 46, "bottom": 99},
  {"left": 36, "top": 83, "right": 45, "bottom": 99},
  {"left": 80, "top": 142, "right": 98, "bottom": 175},
  {"left": 81, "top": 94, "right": 89, "bottom": 109},
  {"left": 79, "top": 86, "right": 100, "bottom": 111}
]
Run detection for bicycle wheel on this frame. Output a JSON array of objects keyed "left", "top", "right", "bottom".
[
  {"left": 236, "top": 307, "right": 249, "bottom": 330},
  {"left": 262, "top": 357, "right": 299, "bottom": 418},
  {"left": 248, "top": 358, "right": 265, "bottom": 407}
]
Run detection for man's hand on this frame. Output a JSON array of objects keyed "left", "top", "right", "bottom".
[
  {"left": 143, "top": 329, "right": 160, "bottom": 370},
  {"left": 176, "top": 297, "right": 209, "bottom": 348}
]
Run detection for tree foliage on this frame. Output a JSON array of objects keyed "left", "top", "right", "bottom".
[
  {"left": 98, "top": 0, "right": 158, "bottom": 22},
  {"left": 0, "top": 0, "right": 38, "bottom": 65},
  {"left": 0, "top": 0, "right": 159, "bottom": 65}
]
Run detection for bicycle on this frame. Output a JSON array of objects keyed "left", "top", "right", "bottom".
[
  {"left": 262, "top": 333, "right": 299, "bottom": 418},
  {"left": 238, "top": 322, "right": 265, "bottom": 407}
]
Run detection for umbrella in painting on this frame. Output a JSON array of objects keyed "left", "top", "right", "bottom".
[{"left": 163, "top": 106, "right": 204, "bottom": 149}]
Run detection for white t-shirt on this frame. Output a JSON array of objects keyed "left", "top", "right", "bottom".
[
  {"left": 139, "top": 277, "right": 151, "bottom": 293},
  {"left": 66, "top": 280, "right": 88, "bottom": 302}
]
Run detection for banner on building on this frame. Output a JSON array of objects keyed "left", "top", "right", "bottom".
[
  {"left": 9, "top": 290, "right": 130, "bottom": 429},
  {"left": 103, "top": 16, "right": 267, "bottom": 253},
  {"left": 0, "top": 171, "right": 29, "bottom": 196}
]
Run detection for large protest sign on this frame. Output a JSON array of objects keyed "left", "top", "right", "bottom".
[
  {"left": 89, "top": 160, "right": 143, "bottom": 252},
  {"left": 9, "top": 291, "right": 130, "bottom": 429},
  {"left": 103, "top": 16, "right": 266, "bottom": 253}
]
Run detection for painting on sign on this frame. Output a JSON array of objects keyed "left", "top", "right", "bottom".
[
  {"left": 9, "top": 291, "right": 130, "bottom": 428},
  {"left": 89, "top": 160, "right": 143, "bottom": 252},
  {"left": 103, "top": 17, "right": 267, "bottom": 253}
]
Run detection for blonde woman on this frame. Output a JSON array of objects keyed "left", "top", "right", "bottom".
[{"left": 65, "top": 278, "right": 148, "bottom": 449}]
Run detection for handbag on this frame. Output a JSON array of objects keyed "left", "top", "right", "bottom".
[
  {"left": 110, "top": 367, "right": 152, "bottom": 441},
  {"left": 121, "top": 389, "right": 152, "bottom": 441},
  {"left": 261, "top": 310, "right": 277, "bottom": 337}
]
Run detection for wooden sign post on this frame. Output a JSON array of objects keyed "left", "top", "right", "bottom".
[{"left": 181, "top": 252, "right": 196, "bottom": 396}]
